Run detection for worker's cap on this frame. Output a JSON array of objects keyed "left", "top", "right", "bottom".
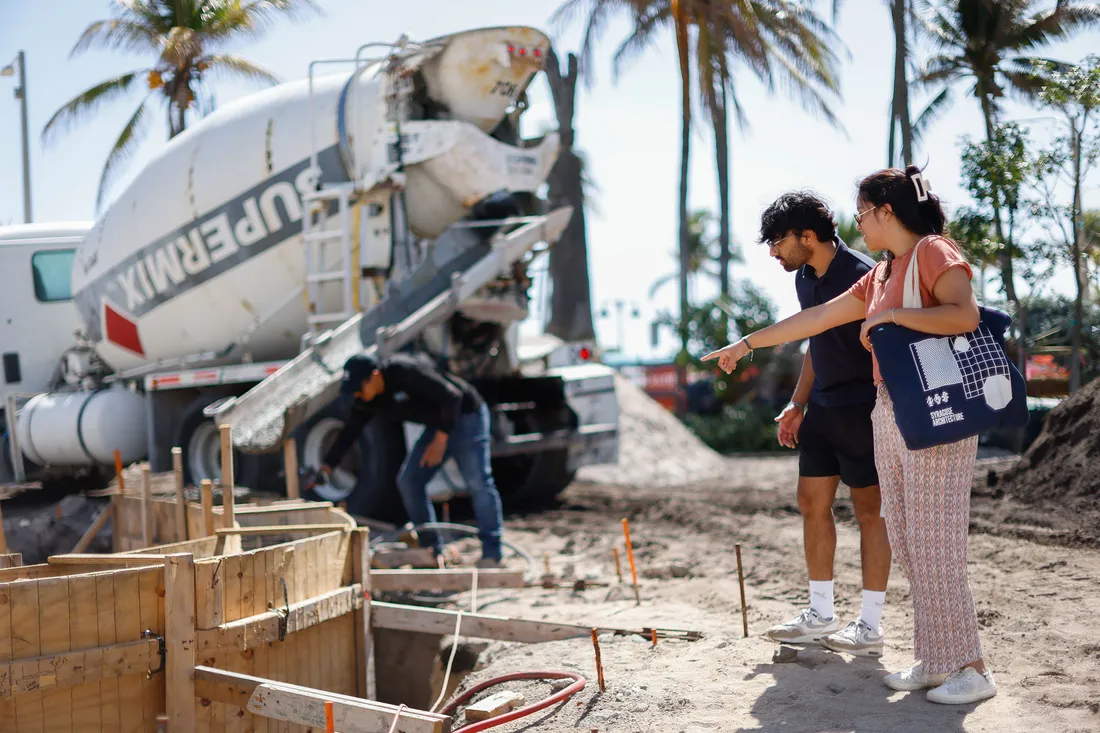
[{"left": 339, "top": 353, "right": 379, "bottom": 396}]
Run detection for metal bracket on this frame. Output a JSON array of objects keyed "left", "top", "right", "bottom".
[
  {"left": 143, "top": 629, "right": 166, "bottom": 678},
  {"left": 271, "top": 577, "right": 290, "bottom": 642}
]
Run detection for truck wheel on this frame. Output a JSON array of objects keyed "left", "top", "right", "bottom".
[
  {"left": 175, "top": 395, "right": 258, "bottom": 490},
  {"left": 492, "top": 409, "right": 576, "bottom": 510},
  {"left": 295, "top": 403, "right": 361, "bottom": 503}
]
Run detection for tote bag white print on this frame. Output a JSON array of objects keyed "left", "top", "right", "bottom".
[{"left": 901, "top": 237, "right": 1014, "bottom": 413}]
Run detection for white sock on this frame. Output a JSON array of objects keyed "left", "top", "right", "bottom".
[
  {"left": 809, "top": 580, "right": 834, "bottom": 619},
  {"left": 861, "top": 590, "right": 886, "bottom": 630}
]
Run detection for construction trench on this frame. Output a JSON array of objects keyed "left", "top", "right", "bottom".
[{"left": 0, "top": 421, "right": 705, "bottom": 733}]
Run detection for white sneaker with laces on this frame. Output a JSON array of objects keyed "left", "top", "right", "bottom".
[
  {"left": 884, "top": 662, "right": 949, "bottom": 692},
  {"left": 763, "top": 608, "right": 843, "bottom": 644},
  {"left": 926, "top": 667, "right": 997, "bottom": 705},
  {"left": 822, "top": 619, "right": 884, "bottom": 657}
]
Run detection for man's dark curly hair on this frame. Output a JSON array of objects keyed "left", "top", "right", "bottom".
[{"left": 758, "top": 191, "right": 838, "bottom": 246}]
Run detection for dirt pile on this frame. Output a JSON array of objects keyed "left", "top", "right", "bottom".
[
  {"left": 997, "top": 376, "right": 1100, "bottom": 508},
  {"left": 577, "top": 374, "right": 730, "bottom": 488},
  {"left": 1, "top": 494, "right": 112, "bottom": 564}
]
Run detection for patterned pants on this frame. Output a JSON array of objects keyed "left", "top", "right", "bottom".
[{"left": 871, "top": 385, "right": 984, "bottom": 675}]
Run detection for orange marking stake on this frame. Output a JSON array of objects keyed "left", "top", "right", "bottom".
[
  {"left": 621, "top": 518, "right": 640, "bottom": 605},
  {"left": 590, "top": 628, "right": 606, "bottom": 692},
  {"left": 651, "top": 628, "right": 658, "bottom": 648},
  {"left": 114, "top": 449, "right": 126, "bottom": 493},
  {"left": 612, "top": 547, "right": 623, "bottom": 584},
  {"left": 325, "top": 700, "right": 335, "bottom": 732}
]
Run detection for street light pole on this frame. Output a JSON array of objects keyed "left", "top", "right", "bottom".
[{"left": 2, "top": 50, "right": 32, "bottom": 223}]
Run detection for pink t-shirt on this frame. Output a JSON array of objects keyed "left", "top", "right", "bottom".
[{"left": 847, "top": 235, "right": 974, "bottom": 383}]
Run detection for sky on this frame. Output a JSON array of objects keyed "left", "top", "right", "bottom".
[{"left": 1, "top": 0, "right": 1098, "bottom": 360}]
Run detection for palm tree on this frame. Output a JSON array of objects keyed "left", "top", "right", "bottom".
[
  {"left": 42, "top": 0, "right": 319, "bottom": 210},
  {"left": 913, "top": 0, "right": 1100, "bottom": 376},
  {"left": 552, "top": 0, "right": 842, "bottom": 400},
  {"left": 648, "top": 209, "right": 734, "bottom": 301}
]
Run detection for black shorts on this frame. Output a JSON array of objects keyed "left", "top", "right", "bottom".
[{"left": 798, "top": 400, "right": 879, "bottom": 489}]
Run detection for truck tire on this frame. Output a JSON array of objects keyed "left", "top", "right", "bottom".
[
  {"left": 175, "top": 394, "right": 260, "bottom": 491},
  {"left": 491, "top": 409, "right": 577, "bottom": 510}
]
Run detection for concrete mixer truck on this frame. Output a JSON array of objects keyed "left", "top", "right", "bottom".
[{"left": 0, "top": 26, "right": 619, "bottom": 513}]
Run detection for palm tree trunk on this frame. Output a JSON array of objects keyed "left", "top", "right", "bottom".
[
  {"left": 891, "top": 0, "right": 913, "bottom": 165},
  {"left": 714, "top": 86, "right": 731, "bottom": 298},
  {"left": 673, "top": 4, "right": 692, "bottom": 410},
  {"left": 545, "top": 48, "right": 596, "bottom": 343},
  {"left": 1070, "top": 122, "right": 1085, "bottom": 393}
]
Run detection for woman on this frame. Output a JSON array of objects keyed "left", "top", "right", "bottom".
[{"left": 704, "top": 165, "right": 995, "bottom": 705}]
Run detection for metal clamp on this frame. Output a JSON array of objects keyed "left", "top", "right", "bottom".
[
  {"left": 143, "top": 629, "right": 166, "bottom": 679},
  {"left": 272, "top": 578, "right": 290, "bottom": 642}
]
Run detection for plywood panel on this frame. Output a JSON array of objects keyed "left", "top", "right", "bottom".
[{"left": 68, "top": 575, "right": 102, "bottom": 732}]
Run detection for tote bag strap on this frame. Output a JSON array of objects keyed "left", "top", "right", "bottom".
[{"left": 901, "top": 235, "right": 936, "bottom": 309}]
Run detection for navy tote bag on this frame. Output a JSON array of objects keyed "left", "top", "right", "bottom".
[{"left": 868, "top": 237, "right": 1029, "bottom": 451}]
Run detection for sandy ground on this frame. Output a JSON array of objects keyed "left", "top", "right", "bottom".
[{"left": 435, "top": 455, "right": 1100, "bottom": 733}]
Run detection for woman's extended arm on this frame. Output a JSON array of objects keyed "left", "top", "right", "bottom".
[
  {"left": 703, "top": 291, "right": 865, "bottom": 372},
  {"left": 858, "top": 266, "right": 979, "bottom": 349}
]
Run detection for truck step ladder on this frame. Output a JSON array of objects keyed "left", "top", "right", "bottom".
[
  {"left": 208, "top": 206, "right": 573, "bottom": 454},
  {"left": 301, "top": 183, "right": 358, "bottom": 335}
]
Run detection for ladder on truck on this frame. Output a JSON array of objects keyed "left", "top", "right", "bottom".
[
  {"left": 301, "top": 184, "right": 357, "bottom": 336},
  {"left": 207, "top": 206, "right": 574, "bottom": 455}
]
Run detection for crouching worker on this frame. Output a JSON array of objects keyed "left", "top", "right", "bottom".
[{"left": 320, "top": 352, "right": 505, "bottom": 568}]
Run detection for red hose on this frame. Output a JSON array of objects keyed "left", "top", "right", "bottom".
[{"left": 440, "top": 671, "right": 587, "bottom": 732}]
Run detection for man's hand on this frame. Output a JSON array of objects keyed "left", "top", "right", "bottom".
[
  {"left": 774, "top": 403, "right": 805, "bottom": 449},
  {"left": 859, "top": 310, "right": 892, "bottom": 352},
  {"left": 702, "top": 339, "right": 751, "bottom": 374},
  {"left": 420, "top": 431, "right": 449, "bottom": 468}
]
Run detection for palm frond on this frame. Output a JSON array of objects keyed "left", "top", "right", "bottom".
[
  {"left": 1009, "top": 3, "right": 1100, "bottom": 52},
  {"left": 911, "top": 86, "right": 953, "bottom": 148},
  {"left": 41, "top": 71, "right": 148, "bottom": 146},
  {"left": 610, "top": 6, "right": 669, "bottom": 81},
  {"left": 201, "top": 0, "right": 322, "bottom": 46},
  {"left": 96, "top": 96, "right": 155, "bottom": 211},
  {"left": 199, "top": 53, "right": 281, "bottom": 86},
  {"left": 70, "top": 18, "right": 165, "bottom": 57}
]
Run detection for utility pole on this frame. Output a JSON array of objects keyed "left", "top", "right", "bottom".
[{"left": 2, "top": 51, "right": 32, "bottom": 223}]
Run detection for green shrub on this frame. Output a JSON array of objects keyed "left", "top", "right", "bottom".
[{"left": 681, "top": 404, "right": 785, "bottom": 454}]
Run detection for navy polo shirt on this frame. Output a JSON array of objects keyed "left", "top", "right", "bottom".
[{"left": 795, "top": 238, "right": 877, "bottom": 407}]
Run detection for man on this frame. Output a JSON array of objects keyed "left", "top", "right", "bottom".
[
  {"left": 758, "top": 191, "right": 891, "bottom": 656},
  {"left": 320, "top": 351, "right": 505, "bottom": 568}
]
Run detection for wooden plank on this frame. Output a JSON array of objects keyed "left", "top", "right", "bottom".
[
  {"left": 9, "top": 578, "right": 43, "bottom": 732},
  {"left": 0, "top": 559, "right": 14, "bottom": 725},
  {"left": 164, "top": 554, "right": 197, "bottom": 731},
  {"left": 47, "top": 554, "right": 167, "bottom": 567},
  {"left": 193, "top": 666, "right": 450, "bottom": 733},
  {"left": 351, "top": 529, "right": 375, "bottom": 701},
  {"left": 0, "top": 501, "right": 6, "bottom": 553},
  {"left": 113, "top": 567, "right": 145, "bottom": 732},
  {"left": 463, "top": 690, "right": 524, "bottom": 722},
  {"left": 283, "top": 439, "right": 300, "bottom": 500},
  {"left": 121, "top": 535, "right": 219, "bottom": 558},
  {"left": 196, "top": 558, "right": 226, "bottom": 630},
  {"left": 230, "top": 502, "right": 334, "bottom": 516},
  {"left": 95, "top": 572, "right": 121, "bottom": 730},
  {"left": 0, "top": 553, "right": 21, "bottom": 569},
  {"left": 371, "top": 569, "right": 526, "bottom": 593},
  {"left": 370, "top": 602, "right": 595, "bottom": 643},
  {"left": 37, "top": 576, "right": 72, "bottom": 730},
  {"left": 371, "top": 548, "right": 437, "bottom": 570},
  {"left": 201, "top": 479, "right": 215, "bottom": 537},
  {"left": 0, "top": 638, "right": 161, "bottom": 698},
  {"left": 172, "top": 448, "right": 189, "bottom": 542},
  {"left": 67, "top": 575, "right": 101, "bottom": 732},
  {"left": 138, "top": 557, "right": 165, "bottom": 727},
  {"left": 141, "top": 464, "right": 153, "bottom": 547},
  {"left": 216, "top": 525, "right": 350, "bottom": 537},
  {"left": 223, "top": 552, "right": 244, "bottom": 733},
  {"left": 197, "top": 585, "right": 363, "bottom": 654},
  {"left": 71, "top": 505, "right": 112, "bottom": 554},
  {"left": 220, "top": 424, "right": 236, "bottom": 529}
]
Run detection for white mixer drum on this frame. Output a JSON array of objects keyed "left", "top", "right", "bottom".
[{"left": 17, "top": 386, "right": 147, "bottom": 466}]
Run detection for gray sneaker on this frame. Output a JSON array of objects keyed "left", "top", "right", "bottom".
[
  {"left": 763, "top": 608, "right": 843, "bottom": 644},
  {"left": 823, "top": 619, "right": 885, "bottom": 657},
  {"left": 884, "top": 661, "right": 949, "bottom": 692},
  {"left": 926, "top": 667, "right": 997, "bottom": 705}
]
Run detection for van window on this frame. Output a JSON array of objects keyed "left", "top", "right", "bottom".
[{"left": 32, "top": 249, "right": 76, "bottom": 302}]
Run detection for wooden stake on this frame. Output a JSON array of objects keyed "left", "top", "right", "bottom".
[
  {"left": 543, "top": 553, "right": 551, "bottom": 575},
  {"left": 651, "top": 628, "right": 658, "bottom": 648},
  {"left": 164, "top": 553, "right": 197, "bottom": 730},
  {"left": 325, "top": 700, "right": 336, "bottom": 732},
  {"left": 736, "top": 543, "right": 748, "bottom": 638},
  {"left": 201, "top": 479, "right": 215, "bottom": 537},
  {"left": 0, "top": 501, "right": 7, "bottom": 554},
  {"left": 113, "top": 448, "right": 126, "bottom": 493},
  {"left": 141, "top": 463, "right": 153, "bottom": 547},
  {"left": 219, "top": 424, "right": 235, "bottom": 528},
  {"left": 612, "top": 547, "right": 623, "bottom": 584},
  {"left": 171, "top": 447, "right": 188, "bottom": 541},
  {"left": 284, "top": 438, "right": 300, "bottom": 500},
  {"left": 71, "top": 504, "right": 113, "bottom": 553},
  {"left": 621, "top": 518, "right": 640, "bottom": 605},
  {"left": 352, "top": 528, "right": 377, "bottom": 700},
  {"left": 590, "top": 628, "right": 606, "bottom": 692}
]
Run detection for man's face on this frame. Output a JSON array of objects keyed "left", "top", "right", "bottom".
[
  {"left": 353, "top": 370, "right": 384, "bottom": 402},
  {"left": 767, "top": 231, "right": 814, "bottom": 272}
]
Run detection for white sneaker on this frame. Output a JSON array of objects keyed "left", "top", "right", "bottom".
[
  {"left": 822, "top": 619, "right": 884, "bottom": 657},
  {"left": 926, "top": 667, "right": 997, "bottom": 705},
  {"left": 884, "top": 661, "right": 949, "bottom": 692},
  {"left": 763, "top": 608, "right": 843, "bottom": 644}
]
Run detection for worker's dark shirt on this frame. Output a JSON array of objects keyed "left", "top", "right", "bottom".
[
  {"left": 795, "top": 239, "right": 877, "bottom": 407},
  {"left": 323, "top": 353, "right": 483, "bottom": 468}
]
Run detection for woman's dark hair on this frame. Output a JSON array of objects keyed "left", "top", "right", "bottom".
[
  {"left": 857, "top": 165, "right": 947, "bottom": 280},
  {"left": 758, "top": 190, "right": 837, "bottom": 245}
]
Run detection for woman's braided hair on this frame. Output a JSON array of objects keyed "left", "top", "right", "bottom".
[{"left": 857, "top": 164, "right": 947, "bottom": 282}]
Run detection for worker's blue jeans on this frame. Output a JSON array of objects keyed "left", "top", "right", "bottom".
[{"left": 396, "top": 403, "right": 504, "bottom": 561}]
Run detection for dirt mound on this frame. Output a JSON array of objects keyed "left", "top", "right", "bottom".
[
  {"left": 576, "top": 374, "right": 730, "bottom": 488},
  {"left": 998, "top": 376, "right": 1100, "bottom": 507},
  {"left": 1, "top": 494, "right": 112, "bottom": 564}
]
